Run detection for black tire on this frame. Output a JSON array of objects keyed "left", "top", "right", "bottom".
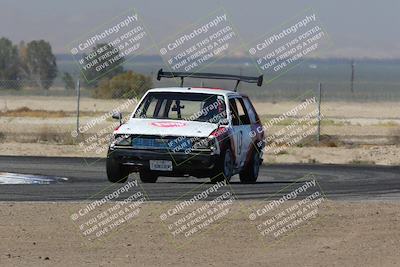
[
  {"left": 139, "top": 171, "right": 158, "bottom": 183},
  {"left": 210, "top": 148, "right": 233, "bottom": 183},
  {"left": 106, "top": 156, "right": 129, "bottom": 183},
  {"left": 239, "top": 151, "right": 261, "bottom": 184}
]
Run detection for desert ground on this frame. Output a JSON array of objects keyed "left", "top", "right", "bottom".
[{"left": 0, "top": 201, "right": 399, "bottom": 267}]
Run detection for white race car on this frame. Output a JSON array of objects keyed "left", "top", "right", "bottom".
[{"left": 107, "top": 70, "right": 265, "bottom": 183}]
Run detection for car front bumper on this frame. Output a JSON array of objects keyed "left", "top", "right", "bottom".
[{"left": 108, "top": 147, "right": 218, "bottom": 176}]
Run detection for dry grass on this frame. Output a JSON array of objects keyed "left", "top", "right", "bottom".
[
  {"left": 1, "top": 128, "right": 78, "bottom": 145},
  {"left": 0, "top": 132, "right": 5, "bottom": 143},
  {"left": 389, "top": 127, "right": 400, "bottom": 145},
  {"left": 0, "top": 107, "right": 102, "bottom": 118},
  {"left": 348, "top": 159, "right": 376, "bottom": 165},
  {"left": 34, "top": 128, "right": 77, "bottom": 145},
  {"left": 1, "top": 107, "right": 68, "bottom": 118},
  {"left": 315, "top": 134, "right": 343, "bottom": 147}
]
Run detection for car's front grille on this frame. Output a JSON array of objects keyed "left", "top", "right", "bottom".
[
  {"left": 132, "top": 137, "right": 169, "bottom": 149},
  {"left": 130, "top": 135, "right": 193, "bottom": 152}
]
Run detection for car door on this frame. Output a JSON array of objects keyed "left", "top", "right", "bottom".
[
  {"left": 228, "top": 97, "right": 252, "bottom": 168},
  {"left": 228, "top": 97, "right": 241, "bottom": 168},
  {"left": 234, "top": 98, "right": 252, "bottom": 168}
]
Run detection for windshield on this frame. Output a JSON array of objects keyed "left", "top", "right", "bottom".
[{"left": 133, "top": 92, "right": 227, "bottom": 124}]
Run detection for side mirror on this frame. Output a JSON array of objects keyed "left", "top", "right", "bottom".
[{"left": 112, "top": 112, "right": 122, "bottom": 125}]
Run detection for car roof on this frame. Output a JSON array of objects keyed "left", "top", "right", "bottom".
[{"left": 147, "top": 87, "right": 243, "bottom": 97}]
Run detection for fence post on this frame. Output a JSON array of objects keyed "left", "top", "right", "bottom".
[
  {"left": 317, "top": 82, "right": 322, "bottom": 144},
  {"left": 350, "top": 59, "right": 355, "bottom": 93},
  {"left": 76, "top": 79, "right": 80, "bottom": 138}
]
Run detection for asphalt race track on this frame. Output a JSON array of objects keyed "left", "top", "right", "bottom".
[{"left": 0, "top": 155, "right": 399, "bottom": 201}]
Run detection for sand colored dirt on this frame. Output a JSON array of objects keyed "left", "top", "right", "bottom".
[
  {"left": 1, "top": 142, "right": 399, "bottom": 165},
  {"left": 0, "top": 201, "right": 399, "bottom": 266}
]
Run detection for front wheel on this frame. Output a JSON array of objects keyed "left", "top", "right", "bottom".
[
  {"left": 239, "top": 151, "right": 261, "bottom": 184},
  {"left": 210, "top": 148, "right": 233, "bottom": 183},
  {"left": 106, "top": 156, "right": 129, "bottom": 183}
]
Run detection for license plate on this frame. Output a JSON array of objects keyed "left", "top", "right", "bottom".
[{"left": 149, "top": 160, "right": 172, "bottom": 171}]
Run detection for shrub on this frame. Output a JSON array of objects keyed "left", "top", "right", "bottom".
[{"left": 93, "top": 71, "right": 152, "bottom": 99}]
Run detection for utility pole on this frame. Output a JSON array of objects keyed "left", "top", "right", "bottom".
[
  {"left": 317, "top": 82, "right": 322, "bottom": 144},
  {"left": 76, "top": 79, "right": 80, "bottom": 138},
  {"left": 350, "top": 59, "right": 355, "bottom": 93}
]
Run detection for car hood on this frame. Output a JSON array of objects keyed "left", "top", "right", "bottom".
[{"left": 115, "top": 118, "right": 219, "bottom": 137}]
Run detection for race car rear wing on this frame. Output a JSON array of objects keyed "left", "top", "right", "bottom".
[{"left": 157, "top": 69, "right": 263, "bottom": 91}]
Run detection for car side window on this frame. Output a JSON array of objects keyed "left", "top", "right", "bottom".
[
  {"left": 235, "top": 98, "right": 251, "bottom": 125},
  {"left": 242, "top": 97, "right": 257, "bottom": 124},
  {"left": 229, "top": 98, "right": 240, "bottom": 125},
  {"left": 229, "top": 97, "right": 251, "bottom": 125}
]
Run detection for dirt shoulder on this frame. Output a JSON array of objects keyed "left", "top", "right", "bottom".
[
  {"left": 0, "top": 201, "right": 399, "bottom": 267},
  {"left": 266, "top": 145, "right": 400, "bottom": 165},
  {"left": 1, "top": 142, "right": 399, "bottom": 165}
]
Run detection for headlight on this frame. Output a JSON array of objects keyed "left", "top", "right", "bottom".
[
  {"left": 208, "top": 137, "right": 217, "bottom": 151},
  {"left": 113, "top": 134, "right": 132, "bottom": 146}
]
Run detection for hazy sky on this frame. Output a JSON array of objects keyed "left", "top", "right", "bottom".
[{"left": 1, "top": 0, "right": 399, "bottom": 58}]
